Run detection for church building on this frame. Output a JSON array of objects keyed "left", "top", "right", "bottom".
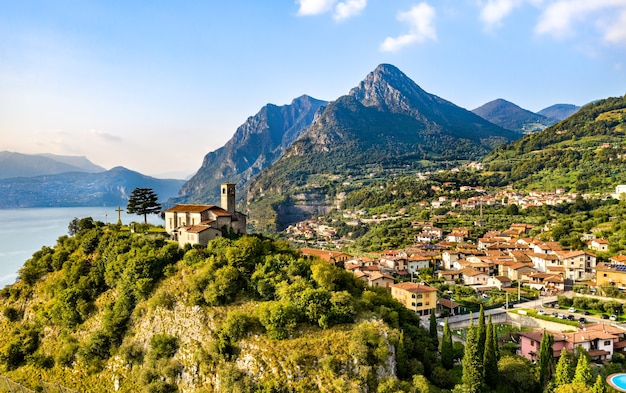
[{"left": 164, "top": 183, "right": 246, "bottom": 247}]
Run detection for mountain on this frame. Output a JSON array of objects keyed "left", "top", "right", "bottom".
[
  {"left": 0, "top": 151, "right": 106, "bottom": 179},
  {"left": 472, "top": 99, "right": 552, "bottom": 134},
  {"left": 538, "top": 103, "right": 581, "bottom": 122},
  {"left": 246, "top": 64, "right": 519, "bottom": 230},
  {"left": 482, "top": 94, "right": 626, "bottom": 192},
  {"left": 0, "top": 166, "right": 184, "bottom": 208},
  {"left": 169, "top": 95, "right": 327, "bottom": 206}
]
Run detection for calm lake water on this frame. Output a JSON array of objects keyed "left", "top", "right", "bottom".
[{"left": 0, "top": 207, "right": 163, "bottom": 287}]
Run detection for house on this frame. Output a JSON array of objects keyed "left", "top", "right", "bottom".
[
  {"left": 407, "top": 255, "right": 430, "bottom": 275},
  {"left": 164, "top": 183, "right": 246, "bottom": 248},
  {"left": 596, "top": 263, "right": 626, "bottom": 289},
  {"left": 367, "top": 271, "right": 395, "bottom": 289},
  {"left": 459, "top": 268, "right": 489, "bottom": 286},
  {"left": 519, "top": 324, "right": 625, "bottom": 363},
  {"left": 589, "top": 238, "right": 609, "bottom": 252},
  {"left": 437, "top": 298, "right": 461, "bottom": 316},
  {"left": 301, "top": 248, "right": 352, "bottom": 266},
  {"left": 487, "top": 275, "right": 512, "bottom": 290},
  {"left": 390, "top": 282, "right": 438, "bottom": 316}
]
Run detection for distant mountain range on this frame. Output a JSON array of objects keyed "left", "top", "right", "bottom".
[
  {"left": 471, "top": 99, "right": 580, "bottom": 134},
  {"left": 472, "top": 99, "right": 553, "bottom": 134},
  {"left": 0, "top": 151, "right": 106, "bottom": 179},
  {"left": 0, "top": 166, "right": 185, "bottom": 208},
  {"left": 537, "top": 104, "right": 581, "bottom": 122}
]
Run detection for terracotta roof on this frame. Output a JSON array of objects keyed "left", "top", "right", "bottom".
[
  {"left": 392, "top": 282, "right": 437, "bottom": 293},
  {"left": 182, "top": 225, "right": 214, "bottom": 233},
  {"left": 165, "top": 204, "right": 215, "bottom": 213},
  {"left": 438, "top": 298, "right": 461, "bottom": 308}
]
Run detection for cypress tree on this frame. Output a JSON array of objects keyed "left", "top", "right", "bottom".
[
  {"left": 429, "top": 311, "right": 438, "bottom": 341},
  {"left": 477, "top": 305, "right": 486, "bottom": 362},
  {"left": 462, "top": 316, "right": 483, "bottom": 393},
  {"left": 483, "top": 314, "right": 498, "bottom": 389},
  {"left": 396, "top": 331, "right": 408, "bottom": 379},
  {"left": 492, "top": 316, "right": 499, "bottom": 361},
  {"left": 554, "top": 349, "right": 572, "bottom": 387},
  {"left": 441, "top": 318, "right": 454, "bottom": 370},
  {"left": 539, "top": 330, "right": 555, "bottom": 388},
  {"left": 573, "top": 352, "right": 592, "bottom": 385}
]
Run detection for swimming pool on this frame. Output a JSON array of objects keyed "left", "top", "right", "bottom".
[{"left": 608, "top": 374, "right": 626, "bottom": 392}]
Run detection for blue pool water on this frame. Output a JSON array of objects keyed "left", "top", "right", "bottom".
[{"left": 609, "top": 374, "right": 626, "bottom": 392}]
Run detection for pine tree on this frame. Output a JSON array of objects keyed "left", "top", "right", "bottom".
[
  {"left": 429, "top": 311, "right": 438, "bottom": 341},
  {"left": 462, "top": 316, "right": 483, "bottom": 393},
  {"left": 483, "top": 314, "right": 498, "bottom": 389},
  {"left": 477, "top": 305, "right": 486, "bottom": 362},
  {"left": 592, "top": 374, "right": 605, "bottom": 393},
  {"left": 539, "top": 330, "right": 555, "bottom": 388},
  {"left": 573, "top": 353, "right": 592, "bottom": 386},
  {"left": 126, "top": 187, "right": 161, "bottom": 223},
  {"left": 441, "top": 318, "right": 454, "bottom": 370},
  {"left": 554, "top": 349, "right": 572, "bottom": 387}
]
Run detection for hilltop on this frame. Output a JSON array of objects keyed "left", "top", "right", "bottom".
[{"left": 472, "top": 98, "right": 553, "bottom": 134}]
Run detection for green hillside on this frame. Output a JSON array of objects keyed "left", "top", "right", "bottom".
[
  {"left": 482, "top": 94, "right": 626, "bottom": 192},
  {"left": 0, "top": 220, "right": 437, "bottom": 392}
]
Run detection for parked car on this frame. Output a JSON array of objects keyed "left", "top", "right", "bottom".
[
  {"left": 582, "top": 311, "right": 590, "bottom": 315},
  {"left": 551, "top": 312, "right": 559, "bottom": 317},
  {"left": 567, "top": 315, "right": 575, "bottom": 321},
  {"left": 578, "top": 317, "right": 587, "bottom": 324},
  {"left": 610, "top": 314, "right": 618, "bottom": 321},
  {"left": 557, "top": 314, "right": 565, "bottom": 319},
  {"left": 555, "top": 304, "right": 560, "bottom": 309},
  {"left": 568, "top": 307, "right": 576, "bottom": 312},
  {"left": 537, "top": 309, "right": 545, "bottom": 315},
  {"left": 601, "top": 314, "right": 609, "bottom": 319}
]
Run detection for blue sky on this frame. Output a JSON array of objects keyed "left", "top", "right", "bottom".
[{"left": 1, "top": 0, "right": 625, "bottom": 178}]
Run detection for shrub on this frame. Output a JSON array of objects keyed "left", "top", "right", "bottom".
[{"left": 149, "top": 334, "right": 179, "bottom": 360}]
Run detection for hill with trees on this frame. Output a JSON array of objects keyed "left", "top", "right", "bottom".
[
  {"left": 481, "top": 94, "right": 626, "bottom": 192},
  {"left": 0, "top": 221, "right": 439, "bottom": 392}
]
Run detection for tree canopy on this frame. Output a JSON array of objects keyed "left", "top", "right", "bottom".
[{"left": 126, "top": 187, "right": 162, "bottom": 223}]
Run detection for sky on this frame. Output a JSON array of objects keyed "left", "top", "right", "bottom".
[{"left": 1, "top": 1, "right": 625, "bottom": 179}]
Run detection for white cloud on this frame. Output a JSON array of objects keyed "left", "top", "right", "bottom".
[
  {"left": 535, "top": 0, "right": 626, "bottom": 46},
  {"left": 479, "top": 0, "right": 524, "bottom": 28},
  {"left": 380, "top": 3, "right": 437, "bottom": 52},
  {"left": 90, "top": 129, "right": 122, "bottom": 142},
  {"left": 334, "top": 0, "right": 367, "bottom": 21},
  {"left": 296, "top": 0, "right": 366, "bottom": 20},
  {"left": 296, "top": 0, "right": 337, "bottom": 16}
]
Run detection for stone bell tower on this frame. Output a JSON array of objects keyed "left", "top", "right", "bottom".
[{"left": 220, "top": 183, "right": 236, "bottom": 213}]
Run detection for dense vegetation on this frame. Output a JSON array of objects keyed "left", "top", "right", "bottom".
[
  {"left": 483, "top": 94, "right": 626, "bottom": 192},
  {"left": 0, "top": 220, "right": 442, "bottom": 392}
]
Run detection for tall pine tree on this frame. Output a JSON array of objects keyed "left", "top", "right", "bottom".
[
  {"left": 441, "top": 318, "right": 454, "bottom": 370},
  {"left": 539, "top": 330, "right": 556, "bottom": 388},
  {"left": 483, "top": 314, "right": 498, "bottom": 389},
  {"left": 592, "top": 374, "right": 605, "bottom": 393},
  {"left": 462, "top": 315, "right": 483, "bottom": 393}
]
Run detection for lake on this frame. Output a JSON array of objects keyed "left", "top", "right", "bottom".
[{"left": 0, "top": 207, "right": 164, "bottom": 287}]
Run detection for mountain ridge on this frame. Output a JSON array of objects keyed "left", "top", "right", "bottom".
[
  {"left": 0, "top": 151, "right": 106, "bottom": 179},
  {"left": 169, "top": 95, "right": 327, "bottom": 206}
]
